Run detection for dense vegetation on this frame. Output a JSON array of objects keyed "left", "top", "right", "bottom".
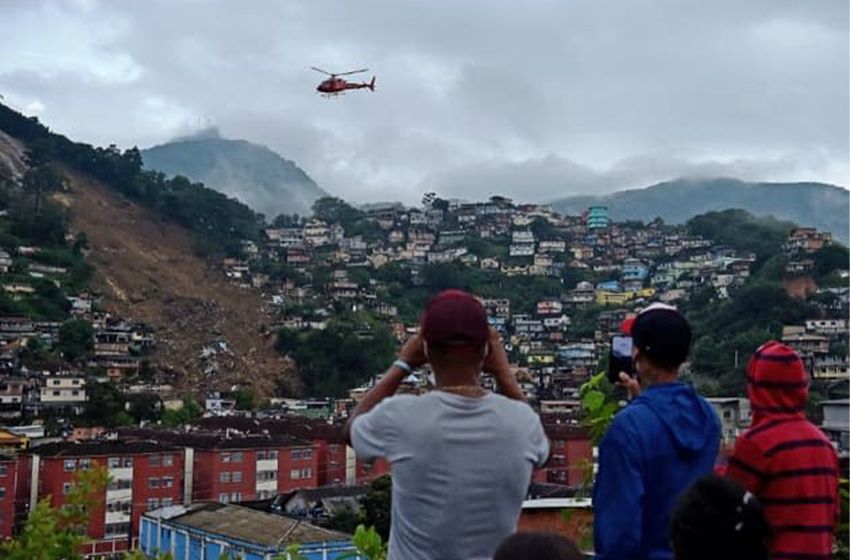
[
  {"left": 687, "top": 209, "right": 795, "bottom": 265},
  {"left": 0, "top": 166, "right": 91, "bottom": 321},
  {"left": 276, "top": 312, "right": 397, "bottom": 397},
  {"left": 0, "top": 102, "right": 263, "bottom": 257},
  {"left": 681, "top": 211, "right": 848, "bottom": 398}
]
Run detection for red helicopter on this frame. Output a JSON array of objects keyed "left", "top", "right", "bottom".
[{"left": 312, "top": 67, "right": 376, "bottom": 96}]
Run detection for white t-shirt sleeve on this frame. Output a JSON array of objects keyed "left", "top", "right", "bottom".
[
  {"left": 350, "top": 398, "right": 398, "bottom": 460},
  {"left": 529, "top": 414, "right": 550, "bottom": 468}
]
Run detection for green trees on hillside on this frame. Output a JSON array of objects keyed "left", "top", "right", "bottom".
[
  {"left": 812, "top": 244, "right": 849, "bottom": 279},
  {"left": 687, "top": 209, "right": 794, "bottom": 265},
  {"left": 276, "top": 313, "right": 397, "bottom": 397},
  {"left": 58, "top": 319, "right": 94, "bottom": 363},
  {"left": 0, "top": 103, "right": 263, "bottom": 257}
]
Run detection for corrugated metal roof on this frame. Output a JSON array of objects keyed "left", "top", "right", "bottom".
[{"left": 167, "top": 503, "right": 351, "bottom": 547}]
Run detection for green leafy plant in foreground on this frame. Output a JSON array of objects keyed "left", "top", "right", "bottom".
[
  {"left": 338, "top": 524, "right": 388, "bottom": 560},
  {"left": 580, "top": 372, "right": 618, "bottom": 444}
]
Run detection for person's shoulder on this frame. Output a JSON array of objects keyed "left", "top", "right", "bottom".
[
  {"left": 606, "top": 400, "right": 648, "bottom": 436},
  {"left": 362, "top": 393, "right": 420, "bottom": 418},
  {"left": 486, "top": 393, "right": 537, "bottom": 416}
]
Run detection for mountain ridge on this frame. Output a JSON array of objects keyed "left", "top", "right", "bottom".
[
  {"left": 550, "top": 177, "right": 849, "bottom": 243},
  {"left": 142, "top": 135, "right": 327, "bottom": 218}
]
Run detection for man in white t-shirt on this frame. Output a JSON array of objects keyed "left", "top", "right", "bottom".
[{"left": 344, "top": 290, "right": 549, "bottom": 560}]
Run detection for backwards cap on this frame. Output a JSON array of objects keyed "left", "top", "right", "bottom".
[{"left": 420, "top": 289, "right": 489, "bottom": 349}]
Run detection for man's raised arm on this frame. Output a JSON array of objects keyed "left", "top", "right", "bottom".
[
  {"left": 484, "top": 328, "right": 526, "bottom": 402},
  {"left": 343, "top": 334, "right": 426, "bottom": 446}
]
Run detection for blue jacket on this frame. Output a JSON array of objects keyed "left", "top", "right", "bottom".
[{"left": 593, "top": 382, "right": 720, "bottom": 560}]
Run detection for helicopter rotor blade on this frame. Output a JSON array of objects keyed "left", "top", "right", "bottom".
[
  {"left": 311, "top": 67, "right": 335, "bottom": 77},
  {"left": 336, "top": 68, "right": 369, "bottom": 77}
]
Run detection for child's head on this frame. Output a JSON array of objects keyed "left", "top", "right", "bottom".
[
  {"left": 493, "top": 532, "right": 583, "bottom": 560},
  {"left": 670, "top": 475, "right": 771, "bottom": 560}
]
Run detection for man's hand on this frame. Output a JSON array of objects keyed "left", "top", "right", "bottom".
[
  {"left": 483, "top": 328, "right": 512, "bottom": 379},
  {"left": 398, "top": 334, "right": 427, "bottom": 370},
  {"left": 618, "top": 372, "right": 641, "bottom": 400}
]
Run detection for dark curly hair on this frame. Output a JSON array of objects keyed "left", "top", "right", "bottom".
[{"left": 670, "top": 475, "right": 772, "bottom": 560}]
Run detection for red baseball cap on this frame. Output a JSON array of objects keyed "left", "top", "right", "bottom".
[{"left": 420, "top": 289, "right": 489, "bottom": 349}]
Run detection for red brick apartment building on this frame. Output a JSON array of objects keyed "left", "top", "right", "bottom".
[
  {"left": 117, "top": 428, "right": 321, "bottom": 500},
  {"left": 191, "top": 416, "right": 390, "bottom": 486},
  {"left": 20, "top": 441, "right": 184, "bottom": 555},
  {"left": 0, "top": 452, "right": 21, "bottom": 540},
  {"left": 541, "top": 425, "right": 593, "bottom": 486}
]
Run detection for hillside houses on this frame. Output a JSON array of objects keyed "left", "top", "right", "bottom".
[{"left": 215, "top": 197, "right": 836, "bottom": 406}]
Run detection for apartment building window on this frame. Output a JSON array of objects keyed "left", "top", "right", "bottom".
[
  {"left": 150, "top": 455, "right": 162, "bottom": 467},
  {"left": 79, "top": 459, "right": 91, "bottom": 471},
  {"left": 147, "top": 498, "right": 159, "bottom": 510},
  {"left": 122, "top": 458, "right": 132, "bottom": 468},
  {"left": 150, "top": 477, "right": 161, "bottom": 488},
  {"left": 161, "top": 498, "right": 174, "bottom": 507},
  {"left": 71, "top": 390, "right": 80, "bottom": 396},
  {"left": 52, "top": 380, "right": 60, "bottom": 385},
  {"left": 163, "top": 454, "right": 173, "bottom": 466},
  {"left": 63, "top": 482, "right": 72, "bottom": 494},
  {"left": 302, "top": 449, "right": 313, "bottom": 460},
  {"left": 52, "top": 391, "right": 61, "bottom": 396},
  {"left": 0, "top": 487, "right": 5, "bottom": 498},
  {"left": 163, "top": 476, "right": 173, "bottom": 488},
  {"left": 268, "top": 450, "right": 278, "bottom": 459},
  {"left": 104, "top": 523, "right": 129, "bottom": 537},
  {"left": 290, "top": 469, "right": 301, "bottom": 480},
  {"left": 329, "top": 444, "right": 341, "bottom": 454},
  {"left": 232, "top": 452, "right": 243, "bottom": 462},
  {"left": 329, "top": 461, "right": 340, "bottom": 469},
  {"left": 64, "top": 460, "right": 76, "bottom": 472},
  {"left": 258, "top": 450, "right": 278, "bottom": 461},
  {"left": 219, "top": 493, "right": 229, "bottom": 503},
  {"left": 301, "top": 468, "right": 312, "bottom": 479},
  {"left": 230, "top": 493, "right": 241, "bottom": 502},
  {"left": 108, "top": 457, "right": 120, "bottom": 469},
  {"left": 232, "top": 471, "right": 243, "bottom": 483},
  {"left": 258, "top": 471, "right": 276, "bottom": 482},
  {"left": 220, "top": 472, "right": 231, "bottom": 483},
  {"left": 291, "top": 449, "right": 301, "bottom": 461},
  {"left": 0, "top": 465, "right": 6, "bottom": 476},
  {"left": 221, "top": 453, "right": 231, "bottom": 462},
  {"left": 107, "top": 479, "right": 131, "bottom": 491},
  {"left": 108, "top": 500, "right": 130, "bottom": 513}
]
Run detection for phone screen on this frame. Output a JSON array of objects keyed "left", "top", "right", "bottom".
[{"left": 608, "top": 335, "right": 635, "bottom": 384}]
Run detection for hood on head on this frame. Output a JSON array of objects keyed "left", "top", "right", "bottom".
[
  {"left": 746, "top": 341, "right": 808, "bottom": 425},
  {"left": 639, "top": 383, "right": 719, "bottom": 457}
]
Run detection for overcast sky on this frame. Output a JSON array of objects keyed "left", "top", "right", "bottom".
[{"left": 1, "top": 0, "right": 847, "bottom": 205}]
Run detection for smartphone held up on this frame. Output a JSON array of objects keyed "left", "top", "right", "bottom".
[{"left": 608, "top": 335, "right": 636, "bottom": 385}]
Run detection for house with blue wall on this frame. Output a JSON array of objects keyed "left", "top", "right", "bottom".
[{"left": 138, "top": 503, "right": 358, "bottom": 560}]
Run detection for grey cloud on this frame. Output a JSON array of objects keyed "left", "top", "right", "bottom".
[{"left": 0, "top": 0, "right": 846, "bottom": 206}]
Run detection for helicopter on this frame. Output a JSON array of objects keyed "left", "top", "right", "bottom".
[{"left": 312, "top": 67, "right": 375, "bottom": 96}]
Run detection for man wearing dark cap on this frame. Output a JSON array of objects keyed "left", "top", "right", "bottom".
[
  {"left": 344, "top": 290, "right": 549, "bottom": 560},
  {"left": 593, "top": 303, "right": 720, "bottom": 560},
  {"left": 726, "top": 341, "right": 839, "bottom": 559}
]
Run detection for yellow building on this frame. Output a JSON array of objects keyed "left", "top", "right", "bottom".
[
  {"left": 595, "top": 287, "right": 657, "bottom": 306},
  {"left": 0, "top": 428, "right": 28, "bottom": 450}
]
